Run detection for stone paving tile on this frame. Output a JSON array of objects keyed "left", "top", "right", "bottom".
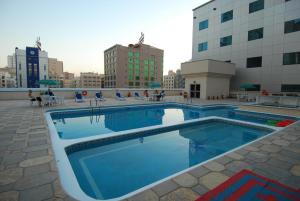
[
  {"left": 127, "top": 189, "right": 159, "bottom": 201},
  {"left": 188, "top": 166, "right": 210, "bottom": 178},
  {"left": 24, "top": 163, "right": 50, "bottom": 176},
  {"left": 260, "top": 144, "right": 281, "bottom": 153},
  {"left": 19, "top": 184, "right": 53, "bottom": 201},
  {"left": 19, "top": 156, "right": 52, "bottom": 168},
  {"left": 199, "top": 172, "right": 229, "bottom": 190},
  {"left": 27, "top": 139, "right": 47, "bottom": 147},
  {"left": 192, "top": 184, "right": 209, "bottom": 195},
  {"left": 173, "top": 173, "right": 198, "bottom": 188},
  {"left": 226, "top": 152, "right": 244, "bottom": 160},
  {"left": 151, "top": 180, "right": 179, "bottom": 197},
  {"left": 225, "top": 161, "right": 252, "bottom": 173},
  {"left": 245, "top": 151, "right": 269, "bottom": 163},
  {"left": 0, "top": 168, "right": 23, "bottom": 186},
  {"left": 290, "top": 165, "right": 300, "bottom": 176},
  {"left": 2, "top": 153, "right": 26, "bottom": 166},
  {"left": 203, "top": 161, "right": 225, "bottom": 172},
  {"left": 160, "top": 188, "right": 199, "bottom": 201},
  {"left": 0, "top": 190, "right": 19, "bottom": 201},
  {"left": 214, "top": 156, "right": 233, "bottom": 165},
  {"left": 14, "top": 172, "right": 57, "bottom": 190},
  {"left": 25, "top": 149, "right": 48, "bottom": 159}
]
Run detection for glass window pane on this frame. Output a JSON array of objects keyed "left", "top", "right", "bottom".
[
  {"left": 247, "top": 56, "right": 262, "bottom": 68},
  {"left": 284, "top": 18, "right": 300, "bottom": 34},
  {"left": 283, "top": 52, "right": 300, "bottom": 65},
  {"left": 199, "top": 19, "right": 208, "bottom": 30},
  {"left": 220, "top": 35, "right": 232, "bottom": 47},
  {"left": 248, "top": 28, "right": 264, "bottom": 41},
  {"left": 198, "top": 42, "right": 208, "bottom": 52},
  {"left": 249, "top": 0, "right": 264, "bottom": 13},
  {"left": 221, "top": 10, "right": 233, "bottom": 23}
]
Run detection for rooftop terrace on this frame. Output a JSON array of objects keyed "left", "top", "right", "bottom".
[{"left": 0, "top": 97, "right": 300, "bottom": 201}]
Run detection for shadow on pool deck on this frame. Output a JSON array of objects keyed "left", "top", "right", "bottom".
[{"left": 0, "top": 98, "right": 299, "bottom": 201}]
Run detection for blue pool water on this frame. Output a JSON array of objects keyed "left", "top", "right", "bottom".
[
  {"left": 67, "top": 120, "right": 272, "bottom": 200},
  {"left": 51, "top": 104, "right": 294, "bottom": 139}
]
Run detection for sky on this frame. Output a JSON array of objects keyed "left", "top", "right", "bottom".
[{"left": 0, "top": 0, "right": 209, "bottom": 76}]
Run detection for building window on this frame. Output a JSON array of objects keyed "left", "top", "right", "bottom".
[
  {"left": 248, "top": 27, "right": 264, "bottom": 41},
  {"left": 246, "top": 84, "right": 261, "bottom": 91},
  {"left": 198, "top": 42, "right": 208, "bottom": 52},
  {"left": 221, "top": 10, "right": 233, "bottom": 23},
  {"left": 199, "top": 19, "right": 208, "bottom": 30},
  {"left": 281, "top": 84, "right": 300, "bottom": 92},
  {"left": 220, "top": 35, "right": 232, "bottom": 47},
  {"left": 284, "top": 18, "right": 300, "bottom": 34},
  {"left": 249, "top": 0, "right": 264, "bottom": 14},
  {"left": 44, "top": 75, "right": 46, "bottom": 80},
  {"left": 19, "top": 74, "right": 22, "bottom": 87},
  {"left": 247, "top": 56, "right": 262, "bottom": 68},
  {"left": 283, "top": 52, "right": 300, "bottom": 65},
  {"left": 19, "top": 63, "right": 21, "bottom": 70}
]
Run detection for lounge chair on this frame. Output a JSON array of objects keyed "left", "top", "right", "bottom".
[
  {"left": 134, "top": 92, "right": 144, "bottom": 100},
  {"left": 95, "top": 92, "right": 105, "bottom": 101},
  {"left": 115, "top": 92, "right": 126, "bottom": 101},
  {"left": 75, "top": 93, "right": 85, "bottom": 102}
]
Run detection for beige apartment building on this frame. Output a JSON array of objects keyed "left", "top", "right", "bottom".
[
  {"left": 104, "top": 44, "right": 164, "bottom": 88},
  {"left": 48, "top": 58, "right": 63, "bottom": 87},
  {"left": 163, "top": 70, "right": 176, "bottom": 89},
  {"left": 62, "top": 72, "right": 75, "bottom": 88},
  {"left": 79, "top": 72, "right": 104, "bottom": 88}
]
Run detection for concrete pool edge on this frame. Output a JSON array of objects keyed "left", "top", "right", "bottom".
[{"left": 44, "top": 103, "right": 298, "bottom": 201}]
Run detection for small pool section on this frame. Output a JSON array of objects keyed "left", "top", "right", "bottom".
[
  {"left": 50, "top": 104, "right": 296, "bottom": 139},
  {"left": 66, "top": 119, "right": 272, "bottom": 200}
]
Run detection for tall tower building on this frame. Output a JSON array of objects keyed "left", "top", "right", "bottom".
[{"left": 104, "top": 44, "right": 164, "bottom": 88}]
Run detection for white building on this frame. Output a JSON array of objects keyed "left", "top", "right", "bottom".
[
  {"left": 10, "top": 47, "right": 49, "bottom": 88},
  {"left": 163, "top": 70, "right": 176, "bottom": 89},
  {"left": 192, "top": 0, "right": 300, "bottom": 93},
  {"left": 0, "top": 71, "right": 16, "bottom": 88}
]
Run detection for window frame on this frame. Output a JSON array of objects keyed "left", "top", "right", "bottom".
[
  {"left": 221, "top": 10, "right": 233, "bottom": 23},
  {"left": 249, "top": 0, "right": 264, "bottom": 14},
  {"left": 283, "top": 52, "right": 300, "bottom": 65},
  {"left": 198, "top": 42, "right": 208, "bottom": 52},
  {"left": 246, "top": 56, "right": 262, "bottom": 68},
  {"left": 199, "top": 19, "right": 208, "bottom": 31},
  {"left": 248, "top": 27, "right": 264, "bottom": 41},
  {"left": 284, "top": 18, "right": 300, "bottom": 34},
  {"left": 220, "top": 35, "right": 232, "bottom": 47}
]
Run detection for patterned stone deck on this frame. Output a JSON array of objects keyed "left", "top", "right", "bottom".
[{"left": 0, "top": 99, "right": 299, "bottom": 201}]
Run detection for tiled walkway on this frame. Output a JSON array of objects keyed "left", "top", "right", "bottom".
[{"left": 0, "top": 99, "right": 299, "bottom": 201}]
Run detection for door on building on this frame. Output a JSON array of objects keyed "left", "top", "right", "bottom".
[{"left": 190, "top": 84, "right": 200, "bottom": 98}]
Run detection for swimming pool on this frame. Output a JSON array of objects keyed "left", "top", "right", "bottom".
[
  {"left": 67, "top": 119, "right": 272, "bottom": 200},
  {"left": 50, "top": 103, "right": 296, "bottom": 139},
  {"left": 45, "top": 103, "right": 297, "bottom": 201}
]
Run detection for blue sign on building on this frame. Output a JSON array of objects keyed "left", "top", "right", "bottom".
[{"left": 26, "top": 47, "right": 40, "bottom": 88}]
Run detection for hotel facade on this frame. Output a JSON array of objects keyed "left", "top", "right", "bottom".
[
  {"left": 104, "top": 44, "right": 164, "bottom": 88},
  {"left": 9, "top": 47, "right": 49, "bottom": 88},
  {"left": 192, "top": 0, "right": 300, "bottom": 93}
]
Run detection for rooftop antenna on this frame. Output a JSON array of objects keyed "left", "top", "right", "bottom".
[
  {"left": 36, "top": 37, "right": 41, "bottom": 51},
  {"left": 138, "top": 32, "right": 144, "bottom": 45}
]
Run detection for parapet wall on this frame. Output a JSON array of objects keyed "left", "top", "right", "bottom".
[{"left": 0, "top": 88, "right": 184, "bottom": 100}]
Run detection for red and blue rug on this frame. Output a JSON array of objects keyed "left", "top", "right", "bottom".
[{"left": 196, "top": 169, "right": 300, "bottom": 201}]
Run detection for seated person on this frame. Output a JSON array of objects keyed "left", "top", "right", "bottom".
[
  {"left": 28, "top": 90, "right": 42, "bottom": 106},
  {"left": 143, "top": 90, "right": 149, "bottom": 97},
  {"left": 47, "top": 88, "right": 54, "bottom": 96}
]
